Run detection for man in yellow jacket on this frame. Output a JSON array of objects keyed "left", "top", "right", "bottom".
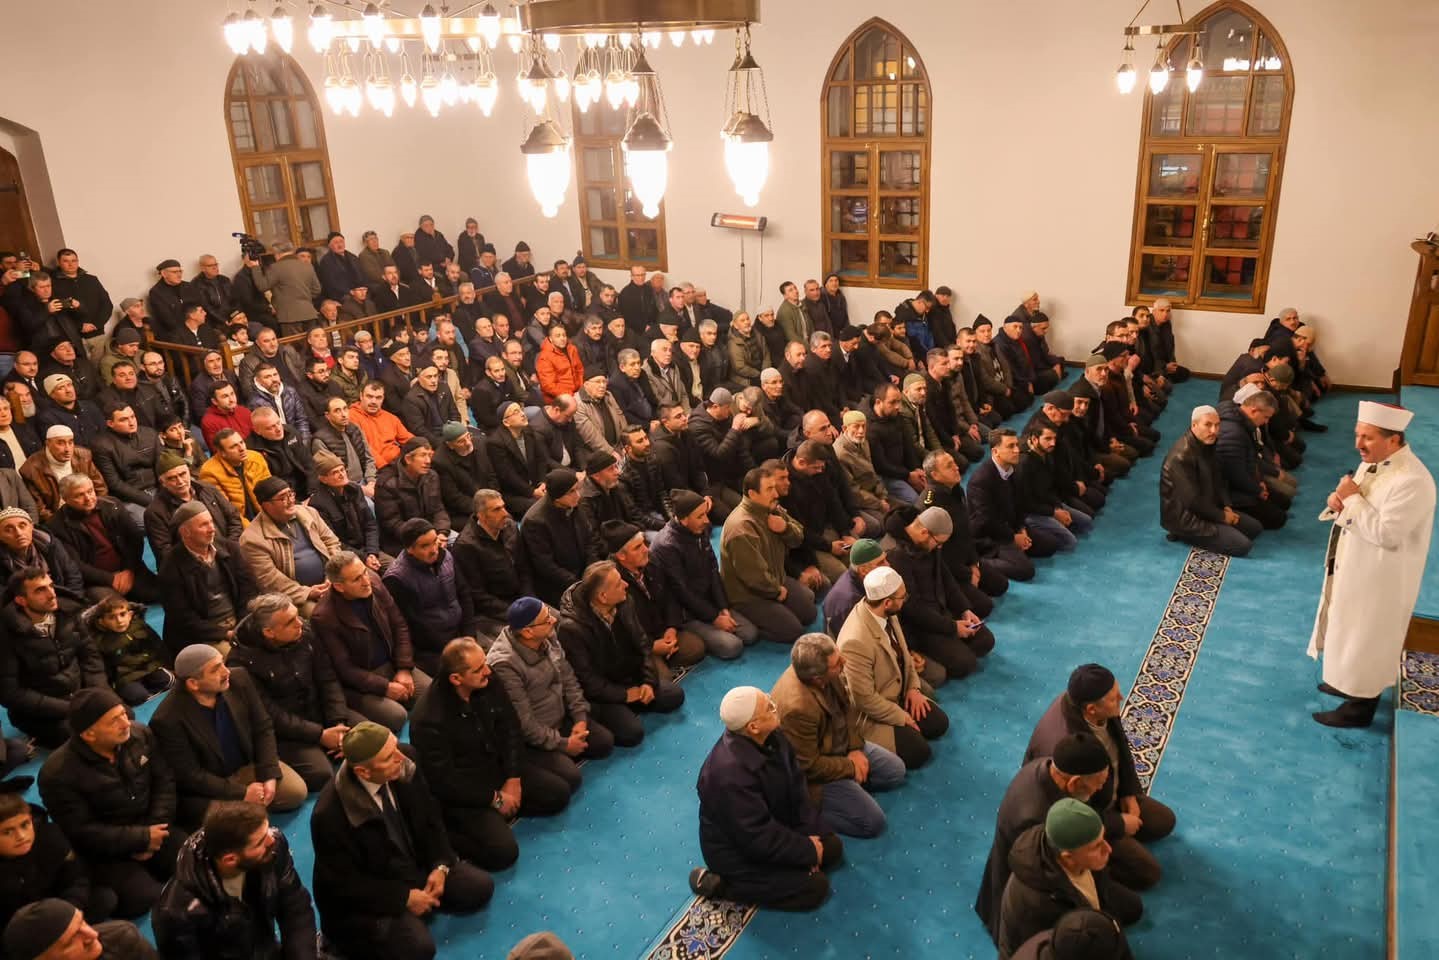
[{"left": 198, "top": 427, "right": 271, "bottom": 523}]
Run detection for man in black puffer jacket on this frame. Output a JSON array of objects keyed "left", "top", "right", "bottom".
[
  {"left": 225, "top": 594, "right": 363, "bottom": 792},
  {"left": 151, "top": 801, "right": 317, "bottom": 960},
  {"left": 1159, "top": 405, "right": 1263, "bottom": 556},
  {"left": 0, "top": 565, "right": 105, "bottom": 746},
  {"left": 555, "top": 561, "right": 683, "bottom": 748}
]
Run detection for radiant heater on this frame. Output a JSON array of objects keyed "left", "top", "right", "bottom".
[{"left": 711, "top": 212, "right": 768, "bottom": 312}]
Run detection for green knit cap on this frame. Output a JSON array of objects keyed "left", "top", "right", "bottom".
[
  {"left": 849, "top": 539, "right": 883, "bottom": 566},
  {"left": 1045, "top": 798, "right": 1104, "bottom": 852},
  {"left": 341, "top": 721, "right": 392, "bottom": 764}
]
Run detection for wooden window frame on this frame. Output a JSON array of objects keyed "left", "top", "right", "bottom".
[
  {"left": 1126, "top": 1, "right": 1294, "bottom": 314},
  {"left": 225, "top": 52, "right": 340, "bottom": 250},
  {"left": 821, "top": 18, "right": 932, "bottom": 291},
  {"left": 572, "top": 105, "right": 668, "bottom": 272}
]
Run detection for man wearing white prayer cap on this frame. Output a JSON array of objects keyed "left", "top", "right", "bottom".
[
  {"left": 1157, "top": 404, "right": 1264, "bottom": 556},
  {"left": 833, "top": 565, "right": 950, "bottom": 771},
  {"left": 1308, "top": 400, "right": 1436, "bottom": 727},
  {"left": 689, "top": 685, "right": 842, "bottom": 910}
]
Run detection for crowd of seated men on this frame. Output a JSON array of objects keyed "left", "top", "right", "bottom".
[{"left": 0, "top": 227, "right": 1232, "bottom": 958}]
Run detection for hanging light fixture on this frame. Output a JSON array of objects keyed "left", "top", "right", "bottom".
[
  {"left": 361, "top": 2, "right": 386, "bottom": 49},
  {"left": 1148, "top": 42, "right": 1170, "bottom": 95},
  {"left": 322, "top": 52, "right": 346, "bottom": 114},
  {"left": 1115, "top": 40, "right": 1136, "bottom": 94},
  {"left": 477, "top": 3, "right": 501, "bottom": 47},
  {"left": 398, "top": 49, "right": 419, "bottom": 107},
  {"left": 622, "top": 45, "right": 672, "bottom": 219},
  {"left": 419, "top": 4, "right": 443, "bottom": 52},
  {"left": 307, "top": 3, "right": 332, "bottom": 52},
  {"left": 1185, "top": 43, "right": 1204, "bottom": 92},
  {"left": 720, "top": 25, "right": 773, "bottom": 207},
  {"left": 223, "top": 12, "right": 249, "bottom": 55},
  {"left": 522, "top": 118, "right": 572, "bottom": 217},
  {"left": 270, "top": 3, "right": 294, "bottom": 53},
  {"left": 419, "top": 53, "right": 443, "bottom": 116}
]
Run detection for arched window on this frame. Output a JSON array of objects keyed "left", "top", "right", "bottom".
[
  {"left": 821, "top": 19, "right": 931, "bottom": 290},
  {"left": 1126, "top": 1, "right": 1293, "bottom": 312},
  {"left": 225, "top": 52, "right": 339, "bottom": 249}
]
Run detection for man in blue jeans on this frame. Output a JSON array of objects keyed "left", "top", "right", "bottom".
[{"left": 770, "top": 633, "right": 905, "bottom": 838}]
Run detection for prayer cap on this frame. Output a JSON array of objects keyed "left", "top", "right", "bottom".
[
  {"left": 401, "top": 436, "right": 432, "bottom": 459},
  {"left": 842, "top": 410, "right": 867, "bottom": 427},
  {"left": 1067, "top": 663, "right": 1116, "bottom": 704},
  {"left": 442, "top": 421, "right": 469, "bottom": 443},
  {"left": 172, "top": 500, "right": 208, "bottom": 528},
  {"left": 174, "top": 643, "right": 222, "bottom": 680},
  {"left": 917, "top": 506, "right": 953, "bottom": 538},
  {"left": 1358, "top": 400, "right": 1413, "bottom": 432},
  {"left": 719, "top": 686, "right": 763, "bottom": 731},
  {"left": 0, "top": 507, "right": 29, "bottom": 524},
  {"left": 1042, "top": 390, "right": 1071, "bottom": 407},
  {"left": 849, "top": 538, "right": 882, "bottom": 566},
  {"left": 1052, "top": 733, "right": 1111, "bottom": 776},
  {"left": 341, "top": 721, "right": 391, "bottom": 764},
  {"left": 44, "top": 425, "right": 73, "bottom": 440},
  {"left": 587, "top": 450, "right": 618, "bottom": 473},
  {"left": 114, "top": 327, "right": 142, "bottom": 345},
  {"left": 972, "top": 314, "right": 993, "bottom": 330},
  {"left": 708, "top": 387, "right": 733, "bottom": 406},
  {"left": 254, "top": 477, "right": 290, "bottom": 503},
  {"left": 155, "top": 259, "right": 181, "bottom": 271},
  {"left": 398, "top": 518, "right": 435, "bottom": 548},
  {"left": 312, "top": 449, "right": 344, "bottom": 474},
  {"left": 1052, "top": 910, "right": 1125, "bottom": 959},
  {"left": 1084, "top": 354, "right": 1107, "bottom": 369},
  {"left": 863, "top": 566, "right": 904, "bottom": 601},
  {"left": 507, "top": 597, "right": 544, "bottom": 631},
  {"left": 1045, "top": 798, "right": 1104, "bottom": 852},
  {"left": 902, "top": 373, "right": 925, "bottom": 390},
  {"left": 1233, "top": 383, "right": 1262, "bottom": 404}
]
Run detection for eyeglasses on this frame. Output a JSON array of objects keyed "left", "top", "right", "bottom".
[{"left": 267, "top": 491, "right": 296, "bottom": 504}]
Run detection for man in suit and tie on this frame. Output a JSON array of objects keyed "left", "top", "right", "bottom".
[{"left": 835, "top": 566, "right": 949, "bottom": 771}]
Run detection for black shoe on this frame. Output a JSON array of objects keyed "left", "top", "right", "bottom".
[
  {"left": 1313, "top": 708, "right": 1372, "bottom": 729},
  {"left": 689, "top": 867, "right": 724, "bottom": 899},
  {"left": 1317, "top": 682, "right": 1346, "bottom": 697},
  {"left": 1300, "top": 418, "right": 1328, "bottom": 433}
]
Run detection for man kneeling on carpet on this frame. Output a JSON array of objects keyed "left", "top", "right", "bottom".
[
  {"left": 998, "top": 799, "right": 1140, "bottom": 960},
  {"left": 1024, "top": 664, "right": 1175, "bottom": 892},
  {"left": 689, "top": 686, "right": 843, "bottom": 911}
]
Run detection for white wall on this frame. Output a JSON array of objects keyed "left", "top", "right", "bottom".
[{"left": 1, "top": 0, "right": 1435, "bottom": 386}]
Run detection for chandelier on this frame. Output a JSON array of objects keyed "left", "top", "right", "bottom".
[
  {"left": 1113, "top": 0, "right": 1202, "bottom": 96},
  {"left": 222, "top": 0, "right": 768, "bottom": 218}
]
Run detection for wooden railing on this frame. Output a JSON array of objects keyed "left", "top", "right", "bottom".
[{"left": 146, "top": 273, "right": 539, "bottom": 386}]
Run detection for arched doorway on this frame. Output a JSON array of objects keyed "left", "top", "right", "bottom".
[{"left": 0, "top": 145, "right": 39, "bottom": 257}]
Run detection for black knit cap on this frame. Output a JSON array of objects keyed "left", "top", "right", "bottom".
[
  {"left": 545, "top": 468, "right": 578, "bottom": 499},
  {"left": 1052, "top": 732, "right": 1111, "bottom": 776},
  {"left": 600, "top": 519, "right": 642, "bottom": 555},
  {"left": 68, "top": 687, "right": 124, "bottom": 736},
  {"left": 399, "top": 517, "right": 437, "bottom": 548},
  {"left": 3, "top": 899, "right": 80, "bottom": 960},
  {"left": 1067, "top": 663, "right": 1116, "bottom": 705}
]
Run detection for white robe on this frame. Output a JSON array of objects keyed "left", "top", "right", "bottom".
[{"left": 1308, "top": 443, "right": 1437, "bottom": 698}]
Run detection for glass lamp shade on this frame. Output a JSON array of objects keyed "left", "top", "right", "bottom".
[
  {"left": 323, "top": 75, "right": 345, "bottom": 115},
  {"left": 522, "top": 120, "right": 572, "bottom": 218},
  {"left": 474, "top": 76, "right": 499, "bottom": 115},
  {"left": 243, "top": 9, "right": 268, "bottom": 54},
  {"left": 1185, "top": 56, "right": 1204, "bottom": 92},
  {"left": 420, "top": 5, "right": 442, "bottom": 52},
  {"left": 307, "top": 7, "right": 332, "bottom": 53},
  {"left": 420, "top": 76, "right": 443, "bottom": 116},
  {"left": 362, "top": 4, "right": 386, "bottom": 49},
  {"left": 623, "top": 113, "right": 672, "bottom": 219},
  {"left": 479, "top": 4, "right": 501, "bottom": 47},
  {"left": 724, "top": 137, "right": 768, "bottom": 207},
  {"left": 1148, "top": 61, "right": 1169, "bottom": 95},
  {"left": 399, "top": 72, "right": 418, "bottom": 108},
  {"left": 224, "top": 14, "right": 249, "bottom": 55},
  {"left": 270, "top": 9, "right": 294, "bottom": 53},
  {"left": 1116, "top": 62, "right": 1136, "bottom": 94}
]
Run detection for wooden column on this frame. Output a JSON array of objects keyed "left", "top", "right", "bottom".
[{"left": 1398, "top": 239, "right": 1439, "bottom": 386}]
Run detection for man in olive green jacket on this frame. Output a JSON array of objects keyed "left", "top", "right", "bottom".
[{"left": 719, "top": 464, "right": 816, "bottom": 644}]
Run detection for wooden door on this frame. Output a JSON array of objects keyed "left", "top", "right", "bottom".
[
  {"left": 0, "top": 147, "right": 39, "bottom": 258},
  {"left": 1399, "top": 240, "right": 1439, "bottom": 387}
]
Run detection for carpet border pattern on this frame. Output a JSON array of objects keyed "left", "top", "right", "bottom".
[
  {"left": 1399, "top": 650, "right": 1439, "bottom": 717},
  {"left": 1121, "top": 547, "right": 1230, "bottom": 791},
  {"left": 640, "top": 896, "right": 759, "bottom": 960}
]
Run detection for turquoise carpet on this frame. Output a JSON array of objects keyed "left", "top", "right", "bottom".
[
  {"left": 1399, "top": 385, "right": 1439, "bottom": 619},
  {"left": 2, "top": 380, "right": 1400, "bottom": 958}
]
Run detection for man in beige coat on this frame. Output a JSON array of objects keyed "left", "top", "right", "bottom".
[
  {"left": 837, "top": 566, "right": 949, "bottom": 771},
  {"left": 239, "top": 476, "right": 341, "bottom": 617},
  {"left": 247, "top": 241, "right": 321, "bottom": 337}
]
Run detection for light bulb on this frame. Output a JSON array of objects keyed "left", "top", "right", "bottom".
[
  {"left": 508, "top": 33, "right": 523, "bottom": 54},
  {"left": 625, "top": 148, "right": 668, "bottom": 219},
  {"left": 623, "top": 75, "right": 639, "bottom": 108},
  {"left": 341, "top": 77, "right": 362, "bottom": 117},
  {"left": 440, "top": 70, "right": 459, "bottom": 106},
  {"left": 1148, "top": 60, "right": 1169, "bottom": 95},
  {"left": 244, "top": 9, "right": 268, "bottom": 54},
  {"left": 323, "top": 75, "right": 345, "bottom": 115},
  {"left": 525, "top": 148, "right": 571, "bottom": 218},
  {"left": 420, "top": 76, "right": 442, "bottom": 116},
  {"left": 270, "top": 7, "right": 294, "bottom": 53},
  {"left": 668, "top": 30, "right": 685, "bottom": 47},
  {"left": 554, "top": 71, "right": 570, "bottom": 103},
  {"left": 307, "top": 5, "right": 331, "bottom": 53},
  {"left": 224, "top": 13, "right": 249, "bottom": 55},
  {"left": 362, "top": 3, "right": 386, "bottom": 49},
  {"left": 1185, "top": 55, "right": 1203, "bottom": 92},
  {"left": 1116, "top": 62, "right": 1136, "bottom": 94},
  {"left": 724, "top": 137, "right": 769, "bottom": 207},
  {"left": 479, "top": 4, "right": 501, "bottom": 47},
  {"left": 400, "top": 71, "right": 418, "bottom": 107},
  {"left": 605, "top": 70, "right": 626, "bottom": 109},
  {"left": 419, "top": 5, "right": 442, "bottom": 52},
  {"left": 475, "top": 76, "right": 498, "bottom": 115}
]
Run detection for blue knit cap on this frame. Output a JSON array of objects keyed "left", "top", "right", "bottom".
[{"left": 507, "top": 597, "right": 544, "bottom": 631}]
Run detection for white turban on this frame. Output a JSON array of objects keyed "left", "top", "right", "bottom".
[
  {"left": 1233, "top": 383, "right": 1262, "bottom": 404},
  {"left": 719, "top": 686, "right": 763, "bottom": 731},
  {"left": 1357, "top": 400, "right": 1413, "bottom": 432},
  {"left": 864, "top": 566, "right": 904, "bottom": 601}
]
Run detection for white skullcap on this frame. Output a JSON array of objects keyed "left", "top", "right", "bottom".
[
  {"left": 1357, "top": 400, "right": 1414, "bottom": 432},
  {"left": 719, "top": 686, "right": 764, "bottom": 731},
  {"left": 863, "top": 566, "right": 904, "bottom": 601},
  {"left": 44, "top": 424, "right": 74, "bottom": 440},
  {"left": 1233, "top": 383, "right": 1261, "bottom": 404},
  {"left": 1191, "top": 405, "right": 1217, "bottom": 422}
]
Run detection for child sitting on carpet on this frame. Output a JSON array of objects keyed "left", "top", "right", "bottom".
[{"left": 82, "top": 595, "right": 172, "bottom": 705}]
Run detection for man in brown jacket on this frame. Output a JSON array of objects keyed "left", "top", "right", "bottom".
[
  {"left": 836, "top": 566, "right": 949, "bottom": 771},
  {"left": 311, "top": 550, "right": 432, "bottom": 732},
  {"left": 771, "top": 632, "right": 905, "bottom": 838},
  {"left": 18, "top": 424, "right": 106, "bottom": 522},
  {"left": 237, "top": 477, "right": 340, "bottom": 617},
  {"left": 719, "top": 464, "right": 816, "bottom": 644}
]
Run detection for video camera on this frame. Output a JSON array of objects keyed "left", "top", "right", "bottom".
[{"left": 232, "top": 232, "right": 266, "bottom": 262}]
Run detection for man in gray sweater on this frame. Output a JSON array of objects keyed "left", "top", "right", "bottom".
[{"left": 486, "top": 597, "right": 614, "bottom": 798}]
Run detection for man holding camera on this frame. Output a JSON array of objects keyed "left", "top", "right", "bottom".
[{"left": 246, "top": 242, "right": 321, "bottom": 338}]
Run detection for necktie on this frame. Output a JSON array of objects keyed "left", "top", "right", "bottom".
[
  {"left": 883, "top": 618, "right": 908, "bottom": 696},
  {"left": 379, "top": 784, "right": 415, "bottom": 861}
]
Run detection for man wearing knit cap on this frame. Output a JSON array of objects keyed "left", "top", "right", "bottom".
[
  {"left": 1309, "top": 400, "right": 1436, "bottom": 727},
  {"left": 519, "top": 467, "right": 591, "bottom": 605},
  {"left": 832, "top": 408, "right": 893, "bottom": 519},
  {"left": 821, "top": 538, "right": 887, "bottom": 638},
  {"left": 1025, "top": 664, "right": 1175, "bottom": 892},
  {"left": 238, "top": 476, "right": 341, "bottom": 618},
  {"left": 308, "top": 448, "right": 385, "bottom": 568},
  {"left": 1067, "top": 356, "right": 1139, "bottom": 468},
  {"left": 836, "top": 565, "right": 949, "bottom": 770},
  {"left": 38, "top": 688, "right": 183, "bottom": 919},
  {"left": 150, "top": 643, "right": 307, "bottom": 826},
  {"left": 997, "top": 798, "right": 1141, "bottom": 958},
  {"left": 690, "top": 686, "right": 842, "bottom": 910},
  {"left": 0, "top": 563, "right": 103, "bottom": 746},
  {"left": 374, "top": 435, "right": 451, "bottom": 555},
  {"left": 33, "top": 371, "right": 103, "bottom": 450},
  {"left": 17, "top": 424, "right": 101, "bottom": 526},
  {"left": 686, "top": 386, "right": 757, "bottom": 523},
  {"left": 431, "top": 420, "right": 498, "bottom": 523},
  {"left": 2, "top": 898, "right": 154, "bottom": 960},
  {"left": 577, "top": 450, "right": 656, "bottom": 552},
  {"left": 883, "top": 503, "right": 997, "bottom": 679},
  {"left": 1010, "top": 909, "right": 1128, "bottom": 960},
  {"left": 156, "top": 499, "right": 259, "bottom": 658},
  {"left": 143, "top": 451, "right": 240, "bottom": 563},
  {"left": 486, "top": 398, "right": 552, "bottom": 518},
  {"left": 975, "top": 733, "right": 1114, "bottom": 942},
  {"left": 487, "top": 597, "right": 615, "bottom": 797},
  {"left": 647, "top": 489, "right": 760, "bottom": 659},
  {"left": 1159, "top": 405, "right": 1263, "bottom": 556},
  {"left": 311, "top": 721, "right": 493, "bottom": 960}
]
